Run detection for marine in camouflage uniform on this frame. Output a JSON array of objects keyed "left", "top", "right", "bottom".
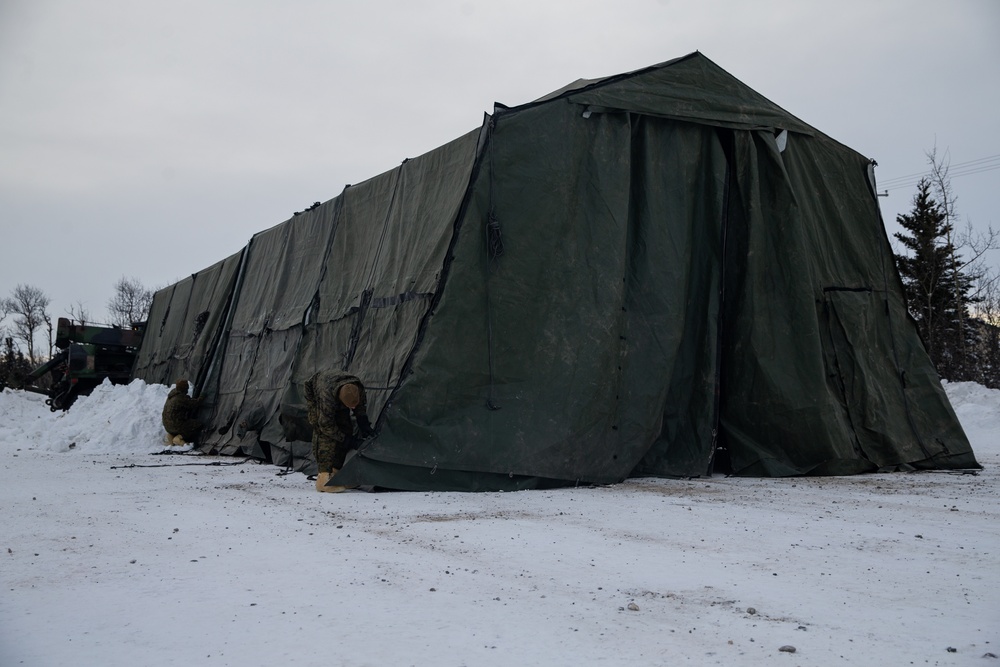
[
  {"left": 161, "top": 379, "right": 204, "bottom": 443},
  {"left": 304, "top": 371, "right": 373, "bottom": 476}
]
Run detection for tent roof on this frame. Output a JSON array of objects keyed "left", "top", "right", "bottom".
[{"left": 517, "top": 51, "right": 817, "bottom": 135}]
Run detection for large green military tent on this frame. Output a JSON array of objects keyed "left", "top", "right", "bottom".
[{"left": 132, "top": 52, "right": 980, "bottom": 490}]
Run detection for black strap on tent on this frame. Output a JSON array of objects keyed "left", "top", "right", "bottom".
[{"left": 487, "top": 212, "right": 504, "bottom": 267}]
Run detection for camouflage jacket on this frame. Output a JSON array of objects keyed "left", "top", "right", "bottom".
[
  {"left": 161, "top": 387, "right": 202, "bottom": 432},
  {"left": 303, "top": 371, "right": 367, "bottom": 443}
]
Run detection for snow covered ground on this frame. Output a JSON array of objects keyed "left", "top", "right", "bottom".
[{"left": 1, "top": 379, "right": 997, "bottom": 666}]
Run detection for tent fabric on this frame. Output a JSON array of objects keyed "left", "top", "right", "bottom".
[
  {"left": 133, "top": 52, "right": 979, "bottom": 490},
  {"left": 133, "top": 250, "right": 243, "bottom": 390}
]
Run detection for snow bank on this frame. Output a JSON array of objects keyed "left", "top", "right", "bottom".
[
  {"left": 0, "top": 379, "right": 170, "bottom": 454},
  {"left": 943, "top": 381, "right": 1000, "bottom": 463}
]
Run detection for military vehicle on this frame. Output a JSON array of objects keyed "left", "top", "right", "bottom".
[{"left": 28, "top": 318, "right": 145, "bottom": 411}]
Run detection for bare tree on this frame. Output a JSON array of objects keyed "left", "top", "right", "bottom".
[
  {"left": 43, "top": 312, "right": 53, "bottom": 360},
  {"left": 107, "top": 276, "right": 154, "bottom": 328},
  {"left": 2, "top": 284, "right": 51, "bottom": 366},
  {"left": 0, "top": 297, "right": 9, "bottom": 336},
  {"left": 66, "top": 301, "right": 91, "bottom": 325}
]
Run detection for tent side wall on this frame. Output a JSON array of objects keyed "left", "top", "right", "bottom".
[
  {"left": 134, "top": 129, "right": 481, "bottom": 468},
  {"left": 340, "top": 102, "right": 732, "bottom": 488},
  {"left": 253, "top": 129, "right": 482, "bottom": 471},
  {"left": 717, "top": 129, "right": 977, "bottom": 474}
]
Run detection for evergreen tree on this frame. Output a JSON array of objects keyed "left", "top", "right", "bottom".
[
  {"left": 0, "top": 337, "right": 33, "bottom": 390},
  {"left": 894, "top": 178, "right": 976, "bottom": 379}
]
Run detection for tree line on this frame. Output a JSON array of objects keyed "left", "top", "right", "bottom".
[
  {"left": 0, "top": 277, "right": 155, "bottom": 390},
  {"left": 892, "top": 149, "right": 1000, "bottom": 388}
]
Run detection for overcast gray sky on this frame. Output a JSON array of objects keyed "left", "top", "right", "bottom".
[{"left": 1, "top": 0, "right": 998, "bottom": 330}]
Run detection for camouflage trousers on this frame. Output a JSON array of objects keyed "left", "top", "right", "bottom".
[{"left": 313, "top": 437, "right": 348, "bottom": 473}]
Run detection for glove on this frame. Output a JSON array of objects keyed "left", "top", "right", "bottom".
[{"left": 356, "top": 414, "right": 375, "bottom": 438}]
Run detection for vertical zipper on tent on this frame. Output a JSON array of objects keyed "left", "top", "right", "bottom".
[
  {"left": 706, "top": 129, "right": 734, "bottom": 476},
  {"left": 484, "top": 116, "right": 502, "bottom": 411}
]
